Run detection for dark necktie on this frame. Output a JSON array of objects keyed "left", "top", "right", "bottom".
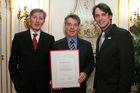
[
  {"left": 70, "top": 39, "right": 75, "bottom": 50},
  {"left": 32, "top": 33, "right": 38, "bottom": 50}
]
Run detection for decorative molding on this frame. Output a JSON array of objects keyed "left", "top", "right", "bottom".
[
  {"left": 6, "top": 0, "right": 8, "bottom": 92},
  {"left": 78, "top": 20, "right": 101, "bottom": 54},
  {"left": 9, "top": 0, "right": 14, "bottom": 12},
  {"left": 70, "top": 0, "right": 100, "bottom": 54},
  {"left": 93, "top": 0, "right": 95, "bottom": 5},
  {"left": 0, "top": 0, "right": 1, "bottom": 7},
  {"left": 0, "top": 12, "right": 1, "bottom": 19},
  {"left": 79, "top": 20, "right": 101, "bottom": 38},
  {"left": 7, "top": 0, "right": 13, "bottom": 93},
  {"left": 0, "top": 12, "right": 3, "bottom": 93},
  {"left": 48, "top": 0, "right": 50, "bottom": 34},
  {"left": 128, "top": 0, "right": 130, "bottom": 30},
  {"left": 70, "top": 0, "right": 78, "bottom": 14},
  {"left": 9, "top": 0, "right": 13, "bottom": 47},
  {"left": 38, "top": 0, "right": 40, "bottom": 8},
  {"left": 17, "top": 6, "right": 30, "bottom": 31},
  {"left": 84, "top": 0, "right": 89, "bottom": 9},
  {"left": 118, "top": 0, "right": 120, "bottom": 26}
]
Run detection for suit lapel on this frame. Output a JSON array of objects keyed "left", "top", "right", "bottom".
[
  {"left": 98, "top": 25, "right": 114, "bottom": 52},
  {"left": 96, "top": 34, "right": 101, "bottom": 55},
  {"left": 63, "top": 37, "right": 69, "bottom": 49},
  {"left": 26, "top": 30, "right": 35, "bottom": 52},
  {"left": 77, "top": 38, "right": 85, "bottom": 49},
  {"left": 35, "top": 31, "right": 45, "bottom": 52}
]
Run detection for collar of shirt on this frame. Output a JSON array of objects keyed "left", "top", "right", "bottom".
[
  {"left": 30, "top": 29, "right": 41, "bottom": 43},
  {"left": 67, "top": 36, "right": 77, "bottom": 49},
  {"left": 103, "top": 24, "right": 113, "bottom": 34}
]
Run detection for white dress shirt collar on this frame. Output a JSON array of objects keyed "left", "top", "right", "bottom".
[{"left": 30, "top": 29, "right": 41, "bottom": 43}]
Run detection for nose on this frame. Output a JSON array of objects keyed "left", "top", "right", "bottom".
[
  {"left": 71, "top": 25, "right": 74, "bottom": 29},
  {"left": 98, "top": 15, "right": 103, "bottom": 20},
  {"left": 36, "top": 18, "right": 39, "bottom": 22}
]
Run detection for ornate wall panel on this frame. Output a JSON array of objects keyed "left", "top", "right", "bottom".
[
  {"left": 0, "top": 0, "right": 1, "bottom": 7},
  {"left": 0, "top": 12, "right": 2, "bottom": 93},
  {"left": 73, "top": 0, "right": 101, "bottom": 54}
]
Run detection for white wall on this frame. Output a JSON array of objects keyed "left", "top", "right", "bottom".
[{"left": 50, "top": 0, "right": 75, "bottom": 40}]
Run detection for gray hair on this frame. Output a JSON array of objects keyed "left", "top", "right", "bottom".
[
  {"left": 65, "top": 14, "right": 81, "bottom": 25},
  {"left": 30, "top": 8, "right": 47, "bottom": 20}
]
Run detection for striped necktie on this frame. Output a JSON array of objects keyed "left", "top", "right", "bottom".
[
  {"left": 70, "top": 39, "right": 75, "bottom": 50},
  {"left": 32, "top": 33, "right": 38, "bottom": 50}
]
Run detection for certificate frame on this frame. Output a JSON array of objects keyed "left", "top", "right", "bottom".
[{"left": 50, "top": 50, "right": 80, "bottom": 89}]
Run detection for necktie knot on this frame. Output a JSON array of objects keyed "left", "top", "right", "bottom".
[
  {"left": 70, "top": 39, "right": 74, "bottom": 44},
  {"left": 33, "top": 33, "right": 38, "bottom": 37},
  {"left": 32, "top": 33, "right": 38, "bottom": 51},
  {"left": 70, "top": 39, "right": 75, "bottom": 50}
]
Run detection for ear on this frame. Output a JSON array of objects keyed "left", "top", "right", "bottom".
[
  {"left": 42, "top": 20, "right": 45, "bottom": 25},
  {"left": 109, "top": 15, "right": 112, "bottom": 20}
]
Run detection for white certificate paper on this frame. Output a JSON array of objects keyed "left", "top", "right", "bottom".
[{"left": 50, "top": 50, "right": 80, "bottom": 89}]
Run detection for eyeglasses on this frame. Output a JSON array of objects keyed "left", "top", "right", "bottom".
[{"left": 66, "top": 23, "right": 79, "bottom": 27}]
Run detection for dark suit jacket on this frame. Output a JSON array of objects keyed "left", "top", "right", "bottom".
[
  {"left": 9, "top": 30, "right": 54, "bottom": 93},
  {"left": 94, "top": 24, "right": 134, "bottom": 93},
  {"left": 53, "top": 37, "right": 94, "bottom": 93}
]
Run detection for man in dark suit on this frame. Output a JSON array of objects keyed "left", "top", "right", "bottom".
[
  {"left": 53, "top": 14, "right": 95, "bottom": 93},
  {"left": 9, "top": 8, "right": 54, "bottom": 93},
  {"left": 92, "top": 3, "right": 134, "bottom": 93}
]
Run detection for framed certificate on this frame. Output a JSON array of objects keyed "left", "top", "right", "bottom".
[{"left": 50, "top": 50, "right": 80, "bottom": 89}]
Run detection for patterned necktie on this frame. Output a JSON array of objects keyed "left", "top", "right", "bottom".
[
  {"left": 99, "top": 32, "right": 105, "bottom": 51},
  {"left": 70, "top": 39, "right": 75, "bottom": 50},
  {"left": 32, "top": 33, "right": 38, "bottom": 50}
]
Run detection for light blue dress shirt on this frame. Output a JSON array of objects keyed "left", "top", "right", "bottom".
[{"left": 67, "top": 37, "right": 77, "bottom": 49}]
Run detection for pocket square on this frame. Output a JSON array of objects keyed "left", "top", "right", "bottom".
[{"left": 108, "top": 37, "right": 111, "bottom": 39}]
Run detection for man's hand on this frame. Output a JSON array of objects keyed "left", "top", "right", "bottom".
[{"left": 78, "top": 72, "right": 87, "bottom": 83}]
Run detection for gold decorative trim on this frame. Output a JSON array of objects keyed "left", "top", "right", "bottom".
[
  {"left": 48, "top": 0, "right": 50, "bottom": 34},
  {"left": 69, "top": 0, "right": 95, "bottom": 14},
  {"left": 84, "top": 0, "right": 89, "bottom": 9},
  {"left": 6, "top": 0, "right": 9, "bottom": 92},
  {"left": 93, "top": 0, "right": 95, "bottom": 5},
  {"left": 79, "top": 20, "right": 101, "bottom": 54},
  {"left": 8, "top": 0, "right": 13, "bottom": 93},
  {"left": 128, "top": 0, "right": 130, "bottom": 30},
  {"left": 79, "top": 20, "right": 101, "bottom": 38},
  {"left": 0, "top": 12, "right": 3, "bottom": 93},
  {"left": 17, "top": 6, "right": 30, "bottom": 31},
  {"left": 9, "top": 0, "right": 14, "bottom": 12},
  {"left": 0, "top": 0, "right": 1, "bottom": 7},
  {"left": 70, "top": 0, "right": 78, "bottom": 14},
  {"left": 9, "top": 0, "right": 13, "bottom": 47},
  {"left": 118, "top": 0, "right": 120, "bottom": 26},
  {"left": 38, "top": 0, "right": 40, "bottom": 8},
  {"left": 0, "top": 12, "right": 1, "bottom": 19}
]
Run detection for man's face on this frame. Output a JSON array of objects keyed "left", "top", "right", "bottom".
[
  {"left": 94, "top": 8, "right": 112, "bottom": 31},
  {"left": 29, "top": 12, "right": 45, "bottom": 32},
  {"left": 65, "top": 18, "right": 79, "bottom": 38}
]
